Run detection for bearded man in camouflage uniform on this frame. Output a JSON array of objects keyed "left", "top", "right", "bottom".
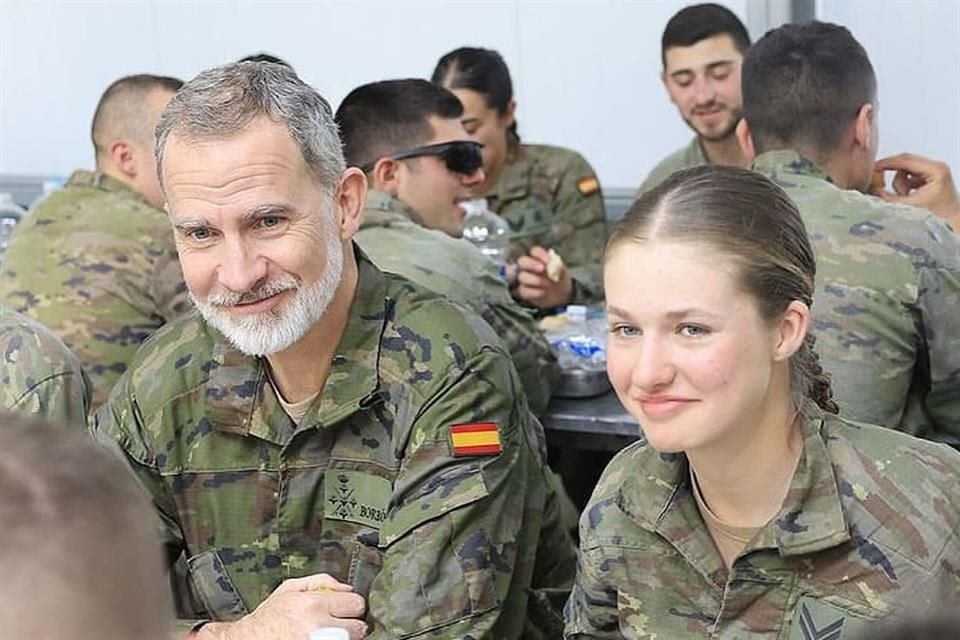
[
  {"left": 0, "top": 305, "right": 89, "bottom": 428},
  {"left": 737, "top": 22, "right": 960, "bottom": 438},
  {"left": 0, "top": 74, "right": 190, "bottom": 410},
  {"left": 93, "top": 61, "right": 574, "bottom": 640}
]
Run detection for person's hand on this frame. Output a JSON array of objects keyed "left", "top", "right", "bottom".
[
  {"left": 195, "top": 573, "right": 367, "bottom": 640},
  {"left": 514, "top": 246, "right": 574, "bottom": 310},
  {"left": 871, "top": 153, "right": 960, "bottom": 230}
]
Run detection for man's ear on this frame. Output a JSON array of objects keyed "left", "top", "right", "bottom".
[
  {"left": 107, "top": 140, "right": 137, "bottom": 178},
  {"left": 736, "top": 119, "right": 756, "bottom": 162},
  {"left": 772, "top": 300, "right": 810, "bottom": 363},
  {"left": 371, "top": 158, "right": 400, "bottom": 196},
  {"left": 335, "top": 167, "right": 368, "bottom": 241},
  {"left": 852, "top": 102, "right": 875, "bottom": 152}
]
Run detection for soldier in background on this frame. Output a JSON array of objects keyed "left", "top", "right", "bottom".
[
  {"left": 0, "top": 74, "right": 190, "bottom": 410},
  {"left": 94, "top": 61, "right": 574, "bottom": 639},
  {"left": 336, "top": 78, "right": 560, "bottom": 415},
  {"left": 737, "top": 21, "right": 960, "bottom": 438},
  {"left": 635, "top": 3, "right": 751, "bottom": 196},
  {"left": 0, "top": 413, "right": 171, "bottom": 639},
  {"left": 0, "top": 304, "right": 89, "bottom": 428},
  {"left": 432, "top": 47, "right": 608, "bottom": 309}
]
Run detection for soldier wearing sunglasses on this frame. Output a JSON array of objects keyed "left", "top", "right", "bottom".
[{"left": 338, "top": 79, "right": 563, "bottom": 416}]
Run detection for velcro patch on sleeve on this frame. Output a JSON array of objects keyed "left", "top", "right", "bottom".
[
  {"left": 577, "top": 176, "right": 600, "bottom": 196},
  {"left": 450, "top": 422, "right": 502, "bottom": 456}
]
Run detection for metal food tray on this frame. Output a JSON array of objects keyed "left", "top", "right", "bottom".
[{"left": 554, "top": 366, "right": 611, "bottom": 398}]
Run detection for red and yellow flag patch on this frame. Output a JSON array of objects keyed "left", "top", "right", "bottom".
[
  {"left": 450, "top": 422, "right": 502, "bottom": 456},
  {"left": 576, "top": 176, "right": 600, "bottom": 196}
]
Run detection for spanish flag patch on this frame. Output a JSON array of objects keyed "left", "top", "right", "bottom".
[
  {"left": 450, "top": 422, "right": 502, "bottom": 456},
  {"left": 577, "top": 176, "right": 600, "bottom": 196}
]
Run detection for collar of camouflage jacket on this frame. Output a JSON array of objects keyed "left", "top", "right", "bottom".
[
  {"left": 67, "top": 169, "right": 152, "bottom": 205},
  {"left": 360, "top": 189, "right": 426, "bottom": 230},
  {"left": 621, "top": 404, "right": 850, "bottom": 558},
  {"left": 204, "top": 249, "right": 388, "bottom": 444},
  {"left": 486, "top": 143, "right": 531, "bottom": 207},
  {"left": 751, "top": 150, "right": 832, "bottom": 184},
  {"left": 686, "top": 136, "right": 708, "bottom": 165}
]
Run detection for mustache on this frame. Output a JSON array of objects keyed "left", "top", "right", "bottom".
[{"left": 207, "top": 276, "right": 300, "bottom": 307}]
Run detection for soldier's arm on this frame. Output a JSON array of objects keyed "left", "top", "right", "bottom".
[
  {"left": 90, "top": 377, "right": 187, "bottom": 570},
  {"left": 550, "top": 153, "right": 608, "bottom": 305},
  {"left": 1, "top": 323, "right": 91, "bottom": 429},
  {"left": 563, "top": 537, "right": 623, "bottom": 638},
  {"left": 365, "top": 346, "right": 560, "bottom": 639},
  {"left": 12, "top": 368, "right": 91, "bottom": 430},
  {"left": 482, "top": 299, "right": 559, "bottom": 416},
  {"left": 915, "top": 254, "right": 960, "bottom": 436}
]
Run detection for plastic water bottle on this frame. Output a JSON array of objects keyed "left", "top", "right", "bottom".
[
  {"left": 0, "top": 193, "right": 26, "bottom": 265},
  {"left": 460, "top": 198, "right": 509, "bottom": 266}
]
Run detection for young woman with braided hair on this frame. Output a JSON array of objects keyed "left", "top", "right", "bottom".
[{"left": 565, "top": 165, "right": 960, "bottom": 638}]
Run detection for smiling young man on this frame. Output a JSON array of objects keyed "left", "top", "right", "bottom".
[
  {"left": 636, "top": 3, "right": 751, "bottom": 196},
  {"left": 93, "top": 62, "right": 573, "bottom": 640},
  {"left": 336, "top": 78, "right": 561, "bottom": 416}
]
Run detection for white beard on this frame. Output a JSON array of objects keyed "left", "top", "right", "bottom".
[{"left": 192, "top": 215, "right": 345, "bottom": 357}]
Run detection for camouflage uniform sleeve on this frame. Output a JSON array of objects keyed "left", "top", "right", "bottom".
[
  {"left": 0, "top": 322, "right": 91, "bottom": 429},
  {"left": 480, "top": 299, "right": 559, "bottom": 416},
  {"left": 563, "top": 527, "right": 622, "bottom": 637},
  {"left": 367, "top": 346, "right": 559, "bottom": 639},
  {"left": 915, "top": 260, "right": 960, "bottom": 434},
  {"left": 9, "top": 367, "right": 92, "bottom": 430},
  {"left": 550, "top": 153, "right": 607, "bottom": 305},
  {"left": 90, "top": 376, "right": 186, "bottom": 561}
]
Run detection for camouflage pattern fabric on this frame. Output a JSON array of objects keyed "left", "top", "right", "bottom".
[
  {"left": 355, "top": 189, "right": 560, "bottom": 415},
  {"left": 0, "top": 170, "right": 190, "bottom": 411},
  {"left": 565, "top": 405, "right": 960, "bottom": 638},
  {"left": 485, "top": 143, "right": 608, "bottom": 305},
  {"left": 635, "top": 137, "right": 706, "bottom": 198},
  {"left": 93, "top": 251, "right": 576, "bottom": 638},
  {"left": 0, "top": 304, "right": 90, "bottom": 428},
  {"left": 753, "top": 150, "right": 960, "bottom": 438}
]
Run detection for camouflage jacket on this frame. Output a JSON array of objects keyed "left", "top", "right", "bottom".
[
  {"left": 0, "top": 304, "right": 90, "bottom": 428},
  {"left": 635, "top": 137, "right": 706, "bottom": 198},
  {"left": 565, "top": 406, "right": 960, "bottom": 639},
  {"left": 93, "top": 252, "right": 575, "bottom": 639},
  {"left": 0, "top": 170, "right": 190, "bottom": 410},
  {"left": 485, "top": 143, "right": 608, "bottom": 305},
  {"left": 356, "top": 190, "right": 560, "bottom": 415},
  {"left": 753, "top": 151, "right": 960, "bottom": 438}
]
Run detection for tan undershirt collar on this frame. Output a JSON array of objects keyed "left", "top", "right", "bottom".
[{"left": 690, "top": 469, "right": 760, "bottom": 569}]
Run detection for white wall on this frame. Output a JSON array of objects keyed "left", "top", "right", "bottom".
[
  {"left": 0, "top": 0, "right": 750, "bottom": 191},
  {"left": 817, "top": 0, "right": 960, "bottom": 176},
  {"left": 7, "top": 1, "right": 957, "bottom": 190}
]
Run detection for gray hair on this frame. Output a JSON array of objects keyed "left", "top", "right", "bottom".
[{"left": 155, "top": 61, "right": 345, "bottom": 192}]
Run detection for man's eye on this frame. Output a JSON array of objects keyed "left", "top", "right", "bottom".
[
  {"left": 261, "top": 216, "right": 280, "bottom": 228},
  {"left": 189, "top": 227, "right": 212, "bottom": 241}
]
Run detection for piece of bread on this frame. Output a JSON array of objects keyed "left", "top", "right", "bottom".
[{"left": 546, "top": 249, "right": 564, "bottom": 282}]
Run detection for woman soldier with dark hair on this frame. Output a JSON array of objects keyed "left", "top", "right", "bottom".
[
  {"left": 432, "top": 47, "right": 608, "bottom": 310},
  {"left": 565, "top": 165, "right": 960, "bottom": 638}
]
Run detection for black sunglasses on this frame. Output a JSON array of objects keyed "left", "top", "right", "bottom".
[{"left": 360, "top": 140, "right": 484, "bottom": 175}]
